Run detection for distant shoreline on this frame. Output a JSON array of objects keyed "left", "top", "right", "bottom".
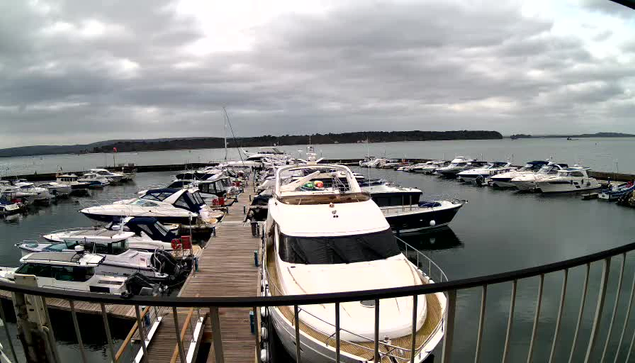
[
  {"left": 508, "top": 132, "right": 635, "bottom": 139},
  {"left": 0, "top": 130, "right": 502, "bottom": 158}
]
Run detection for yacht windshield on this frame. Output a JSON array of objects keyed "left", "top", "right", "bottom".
[{"left": 279, "top": 229, "right": 400, "bottom": 264}]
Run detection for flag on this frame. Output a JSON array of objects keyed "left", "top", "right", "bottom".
[{"left": 113, "top": 147, "right": 117, "bottom": 153}]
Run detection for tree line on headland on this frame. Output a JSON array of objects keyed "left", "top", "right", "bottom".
[{"left": 0, "top": 130, "right": 502, "bottom": 157}]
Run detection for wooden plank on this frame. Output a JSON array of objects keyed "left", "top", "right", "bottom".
[{"left": 145, "top": 191, "right": 260, "bottom": 363}]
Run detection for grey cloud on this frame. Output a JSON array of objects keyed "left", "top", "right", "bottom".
[{"left": 0, "top": 0, "right": 633, "bottom": 148}]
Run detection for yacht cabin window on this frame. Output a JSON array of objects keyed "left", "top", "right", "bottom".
[
  {"left": 278, "top": 229, "right": 400, "bottom": 264},
  {"left": 16, "top": 264, "right": 95, "bottom": 282}
]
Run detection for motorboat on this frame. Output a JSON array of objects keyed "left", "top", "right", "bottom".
[
  {"left": 56, "top": 174, "right": 91, "bottom": 191},
  {"left": 90, "top": 168, "right": 124, "bottom": 183},
  {"left": 599, "top": 181, "right": 635, "bottom": 201},
  {"left": 38, "top": 182, "right": 72, "bottom": 198},
  {"left": 0, "top": 251, "right": 160, "bottom": 296},
  {"left": 243, "top": 147, "right": 289, "bottom": 164},
  {"left": 489, "top": 160, "right": 550, "bottom": 188},
  {"left": 78, "top": 172, "right": 110, "bottom": 188},
  {"left": 457, "top": 162, "right": 515, "bottom": 183},
  {"left": 5, "top": 182, "right": 52, "bottom": 205},
  {"left": 510, "top": 162, "right": 569, "bottom": 191},
  {"left": 15, "top": 238, "right": 191, "bottom": 283},
  {"left": 535, "top": 167, "right": 601, "bottom": 193},
  {"left": 0, "top": 195, "right": 25, "bottom": 217},
  {"left": 435, "top": 157, "right": 486, "bottom": 177},
  {"left": 410, "top": 161, "right": 447, "bottom": 174},
  {"left": 362, "top": 180, "right": 464, "bottom": 233},
  {"left": 262, "top": 164, "right": 446, "bottom": 363},
  {"left": 42, "top": 217, "right": 177, "bottom": 251},
  {"left": 81, "top": 188, "right": 223, "bottom": 226}
]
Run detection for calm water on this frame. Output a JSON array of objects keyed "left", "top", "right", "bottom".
[
  {"left": 1, "top": 165, "right": 635, "bottom": 361},
  {"left": 2, "top": 137, "right": 635, "bottom": 175}
]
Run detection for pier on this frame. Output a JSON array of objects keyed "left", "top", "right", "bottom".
[{"left": 143, "top": 190, "right": 260, "bottom": 362}]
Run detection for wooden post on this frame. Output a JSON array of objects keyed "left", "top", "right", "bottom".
[{"left": 13, "top": 292, "right": 58, "bottom": 363}]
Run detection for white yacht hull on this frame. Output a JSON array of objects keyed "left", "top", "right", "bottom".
[
  {"left": 537, "top": 180, "right": 601, "bottom": 194},
  {"left": 513, "top": 180, "right": 538, "bottom": 191}
]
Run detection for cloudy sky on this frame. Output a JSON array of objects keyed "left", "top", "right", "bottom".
[{"left": 0, "top": 0, "right": 633, "bottom": 148}]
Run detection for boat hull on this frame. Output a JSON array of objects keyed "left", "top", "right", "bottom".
[
  {"left": 383, "top": 202, "right": 463, "bottom": 234},
  {"left": 537, "top": 180, "right": 601, "bottom": 194},
  {"left": 81, "top": 211, "right": 194, "bottom": 225}
]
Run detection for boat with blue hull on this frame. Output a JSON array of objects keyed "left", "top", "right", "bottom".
[{"left": 599, "top": 181, "right": 635, "bottom": 201}]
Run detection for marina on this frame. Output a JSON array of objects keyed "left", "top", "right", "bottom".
[{"left": 0, "top": 143, "right": 635, "bottom": 362}]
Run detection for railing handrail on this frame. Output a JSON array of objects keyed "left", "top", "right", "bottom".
[{"left": 2, "top": 241, "right": 635, "bottom": 307}]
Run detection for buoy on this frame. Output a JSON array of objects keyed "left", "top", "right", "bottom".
[
  {"left": 429, "top": 220, "right": 436, "bottom": 227},
  {"left": 261, "top": 327, "right": 269, "bottom": 341},
  {"left": 260, "top": 349, "right": 268, "bottom": 362},
  {"left": 260, "top": 307, "right": 268, "bottom": 319}
]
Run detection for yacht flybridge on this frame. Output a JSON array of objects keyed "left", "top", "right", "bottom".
[{"left": 262, "top": 164, "right": 446, "bottom": 363}]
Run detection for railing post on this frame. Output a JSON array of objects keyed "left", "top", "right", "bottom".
[
  {"left": 99, "top": 303, "right": 116, "bottom": 363},
  {"left": 69, "top": 300, "right": 88, "bottom": 363},
  {"left": 173, "top": 307, "right": 187, "bottom": 363},
  {"left": 474, "top": 285, "right": 487, "bottom": 363},
  {"left": 601, "top": 254, "right": 625, "bottom": 362},
  {"left": 614, "top": 260, "right": 635, "bottom": 363},
  {"left": 294, "top": 305, "right": 301, "bottom": 362},
  {"left": 335, "top": 302, "right": 341, "bottom": 363},
  {"left": 374, "top": 298, "right": 380, "bottom": 363},
  {"left": 134, "top": 305, "right": 148, "bottom": 362},
  {"left": 526, "top": 274, "right": 544, "bottom": 363},
  {"left": 411, "top": 294, "right": 418, "bottom": 363},
  {"left": 548, "top": 269, "right": 568, "bottom": 363},
  {"left": 0, "top": 297, "right": 19, "bottom": 363},
  {"left": 441, "top": 290, "right": 457, "bottom": 363},
  {"left": 583, "top": 258, "right": 611, "bottom": 363},
  {"left": 502, "top": 280, "right": 517, "bottom": 363},
  {"left": 568, "top": 263, "right": 591, "bottom": 363},
  {"left": 210, "top": 307, "right": 225, "bottom": 363},
  {"left": 12, "top": 291, "right": 59, "bottom": 363}
]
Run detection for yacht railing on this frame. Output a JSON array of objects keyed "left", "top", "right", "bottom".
[{"left": 0, "top": 241, "right": 634, "bottom": 362}]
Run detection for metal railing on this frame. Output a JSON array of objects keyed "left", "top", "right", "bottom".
[{"left": 0, "top": 241, "right": 634, "bottom": 362}]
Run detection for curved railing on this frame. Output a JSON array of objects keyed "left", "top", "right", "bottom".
[{"left": 0, "top": 241, "right": 634, "bottom": 362}]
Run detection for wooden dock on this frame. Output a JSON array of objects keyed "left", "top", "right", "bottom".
[{"left": 145, "top": 191, "right": 260, "bottom": 363}]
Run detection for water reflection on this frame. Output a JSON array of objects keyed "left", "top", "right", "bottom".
[{"left": 397, "top": 226, "right": 463, "bottom": 251}]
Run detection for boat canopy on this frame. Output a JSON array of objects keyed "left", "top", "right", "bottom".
[{"left": 123, "top": 217, "right": 177, "bottom": 242}]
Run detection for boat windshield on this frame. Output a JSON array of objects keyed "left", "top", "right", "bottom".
[{"left": 279, "top": 229, "right": 400, "bottom": 264}]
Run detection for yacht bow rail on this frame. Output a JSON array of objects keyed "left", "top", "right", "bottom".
[{"left": 0, "top": 241, "right": 634, "bottom": 362}]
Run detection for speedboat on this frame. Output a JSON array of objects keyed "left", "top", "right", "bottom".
[
  {"left": 535, "top": 167, "right": 601, "bottom": 193},
  {"left": 435, "top": 157, "right": 480, "bottom": 177},
  {"left": 0, "top": 196, "right": 25, "bottom": 217},
  {"left": 15, "top": 238, "right": 191, "bottom": 283},
  {"left": 457, "top": 162, "right": 515, "bottom": 183},
  {"left": 0, "top": 250, "right": 160, "bottom": 296},
  {"left": 410, "top": 160, "right": 447, "bottom": 174},
  {"left": 42, "top": 217, "right": 177, "bottom": 251},
  {"left": 81, "top": 188, "right": 223, "bottom": 226},
  {"left": 38, "top": 182, "right": 72, "bottom": 198},
  {"left": 78, "top": 173, "right": 110, "bottom": 188},
  {"left": 510, "top": 163, "right": 569, "bottom": 191},
  {"left": 361, "top": 180, "right": 464, "bottom": 233},
  {"left": 90, "top": 168, "right": 124, "bottom": 183},
  {"left": 489, "top": 160, "right": 550, "bottom": 188},
  {"left": 56, "top": 174, "right": 91, "bottom": 191},
  {"left": 6, "top": 182, "right": 52, "bottom": 205},
  {"left": 263, "top": 164, "right": 446, "bottom": 363},
  {"left": 599, "top": 181, "right": 635, "bottom": 201}
]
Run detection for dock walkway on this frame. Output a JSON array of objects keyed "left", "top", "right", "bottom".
[{"left": 145, "top": 191, "right": 260, "bottom": 363}]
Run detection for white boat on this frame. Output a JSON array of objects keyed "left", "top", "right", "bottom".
[
  {"left": 535, "top": 167, "right": 601, "bottom": 193},
  {"left": 81, "top": 188, "right": 222, "bottom": 226},
  {"left": 16, "top": 236, "right": 191, "bottom": 283},
  {"left": 78, "top": 173, "right": 110, "bottom": 188},
  {"left": 90, "top": 168, "right": 125, "bottom": 183},
  {"left": 263, "top": 164, "right": 446, "bottom": 363},
  {"left": 598, "top": 182, "right": 635, "bottom": 201},
  {"left": 42, "top": 217, "right": 177, "bottom": 251},
  {"left": 410, "top": 160, "right": 447, "bottom": 174},
  {"left": 510, "top": 163, "right": 569, "bottom": 191},
  {"left": 0, "top": 251, "right": 160, "bottom": 296},
  {"left": 0, "top": 195, "right": 25, "bottom": 217},
  {"left": 435, "top": 157, "right": 485, "bottom": 177},
  {"left": 6, "top": 182, "right": 52, "bottom": 204},
  {"left": 489, "top": 160, "right": 550, "bottom": 188},
  {"left": 457, "top": 162, "right": 515, "bottom": 182},
  {"left": 56, "top": 174, "right": 91, "bottom": 191},
  {"left": 38, "top": 182, "right": 72, "bottom": 198}
]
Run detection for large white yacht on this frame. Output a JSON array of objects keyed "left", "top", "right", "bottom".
[
  {"left": 90, "top": 168, "right": 125, "bottom": 183},
  {"left": 435, "top": 157, "right": 485, "bottom": 177},
  {"left": 78, "top": 172, "right": 110, "bottom": 188},
  {"left": 456, "top": 162, "right": 515, "bottom": 182},
  {"left": 56, "top": 174, "right": 91, "bottom": 191},
  {"left": 489, "top": 160, "right": 549, "bottom": 188},
  {"left": 4, "top": 182, "right": 52, "bottom": 204},
  {"left": 81, "top": 188, "right": 221, "bottom": 225},
  {"left": 410, "top": 160, "right": 447, "bottom": 174},
  {"left": 263, "top": 164, "right": 446, "bottom": 363},
  {"left": 510, "top": 162, "right": 569, "bottom": 191},
  {"left": 535, "top": 167, "right": 601, "bottom": 193}
]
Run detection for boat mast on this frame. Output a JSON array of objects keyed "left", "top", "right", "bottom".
[{"left": 222, "top": 107, "right": 228, "bottom": 162}]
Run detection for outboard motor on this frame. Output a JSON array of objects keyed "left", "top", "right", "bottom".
[
  {"left": 124, "top": 273, "right": 160, "bottom": 296},
  {"left": 151, "top": 249, "right": 193, "bottom": 283}
]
